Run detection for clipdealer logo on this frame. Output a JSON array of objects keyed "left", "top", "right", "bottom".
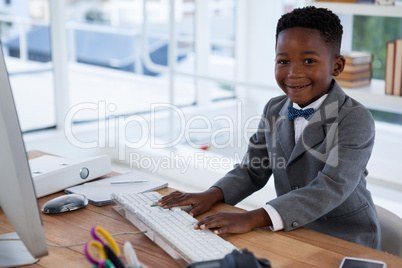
[
  {"left": 63, "top": 100, "right": 340, "bottom": 172},
  {"left": 63, "top": 101, "right": 261, "bottom": 161}
]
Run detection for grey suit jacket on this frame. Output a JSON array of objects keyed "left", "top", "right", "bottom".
[{"left": 213, "top": 80, "right": 381, "bottom": 250}]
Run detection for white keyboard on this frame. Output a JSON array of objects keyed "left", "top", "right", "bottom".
[{"left": 111, "top": 191, "right": 238, "bottom": 265}]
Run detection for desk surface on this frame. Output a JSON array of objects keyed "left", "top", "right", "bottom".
[{"left": 1, "top": 151, "right": 401, "bottom": 267}]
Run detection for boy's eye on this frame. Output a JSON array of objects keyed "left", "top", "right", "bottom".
[
  {"left": 304, "top": 59, "right": 316, "bottom": 64},
  {"left": 277, "top": 59, "right": 289, "bottom": 65}
]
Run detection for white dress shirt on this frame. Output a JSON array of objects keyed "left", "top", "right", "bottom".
[{"left": 263, "top": 93, "right": 328, "bottom": 231}]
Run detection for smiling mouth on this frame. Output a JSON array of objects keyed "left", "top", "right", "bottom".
[{"left": 286, "top": 83, "right": 311, "bottom": 89}]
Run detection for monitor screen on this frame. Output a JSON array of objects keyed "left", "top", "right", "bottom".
[{"left": 0, "top": 45, "right": 48, "bottom": 266}]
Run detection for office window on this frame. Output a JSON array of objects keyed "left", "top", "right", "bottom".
[
  {"left": 352, "top": 15, "right": 402, "bottom": 125},
  {"left": 0, "top": 2, "right": 56, "bottom": 132},
  {"left": 207, "top": 0, "right": 236, "bottom": 101},
  {"left": 0, "top": 0, "right": 239, "bottom": 130},
  {"left": 62, "top": 0, "right": 238, "bottom": 123},
  {"left": 65, "top": 0, "right": 173, "bottom": 122},
  {"left": 352, "top": 16, "right": 402, "bottom": 80}
]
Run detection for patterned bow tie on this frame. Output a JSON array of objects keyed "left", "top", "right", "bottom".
[{"left": 288, "top": 107, "right": 315, "bottom": 121}]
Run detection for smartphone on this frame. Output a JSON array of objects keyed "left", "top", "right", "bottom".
[{"left": 339, "top": 257, "right": 387, "bottom": 268}]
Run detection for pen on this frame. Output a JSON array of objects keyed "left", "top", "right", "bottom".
[
  {"left": 104, "top": 245, "right": 125, "bottom": 268},
  {"left": 110, "top": 181, "right": 148, "bottom": 185}
]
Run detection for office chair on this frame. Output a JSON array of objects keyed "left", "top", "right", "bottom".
[{"left": 375, "top": 205, "right": 402, "bottom": 257}]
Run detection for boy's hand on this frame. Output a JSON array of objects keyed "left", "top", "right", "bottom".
[
  {"left": 158, "top": 187, "right": 224, "bottom": 217},
  {"left": 195, "top": 208, "right": 272, "bottom": 235}
]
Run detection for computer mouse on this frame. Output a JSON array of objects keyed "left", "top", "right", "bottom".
[{"left": 41, "top": 194, "right": 88, "bottom": 214}]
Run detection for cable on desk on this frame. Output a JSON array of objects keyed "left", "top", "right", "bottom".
[
  {"left": 48, "top": 231, "right": 147, "bottom": 248},
  {"left": 0, "top": 231, "right": 147, "bottom": 248}
]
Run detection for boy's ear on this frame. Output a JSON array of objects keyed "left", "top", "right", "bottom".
[{"left": 332, "top": 55, "right": 345, "bottom": 77}]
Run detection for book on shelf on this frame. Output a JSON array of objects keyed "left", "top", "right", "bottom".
[
  {"left": 337, "top": 70, "right": 371, "bottom": 80},
  {"left": 336, "top": 78, "right": 371, "bottom": 88},
  {"left": 343, "top": 51, "right": 373, "bottom": 65},
  {"left": 393, "top": 38, "right": 402, "bottom": 96},
  {"left": 337, "top": 51, "right": 372, "bottom": 88},
  {"left": 343, "top": 63, "right": 371, "bottom": 73},
  {"left": 385, "top": 41, "right": 395, "bottom": 95}
]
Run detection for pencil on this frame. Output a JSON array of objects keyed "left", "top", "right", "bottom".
[{"left": 110, "top": 181, "right": 148, "bottom": 185}]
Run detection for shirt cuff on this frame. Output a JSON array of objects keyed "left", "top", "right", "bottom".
[{"left": 263, "top": 204, "right": 284, "bottom": 231}]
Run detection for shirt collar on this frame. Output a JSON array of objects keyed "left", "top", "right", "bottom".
[{"left": 293, "top": 93, "right": 328, "bottom": 111}]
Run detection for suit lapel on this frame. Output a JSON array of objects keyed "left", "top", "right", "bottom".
[
  {"left": 287, "top": 81, "right": 346, "bottom": 165},
  {"left": 288, "top": 110, "right": 327, "bottom": 164},
  {"left": 276, "top": 98, "right": 295, "bottom": 160}
]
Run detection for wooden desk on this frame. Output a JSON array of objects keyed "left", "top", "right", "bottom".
[{"left": 1, "top": 151, "right": 401, "bottom": 267}]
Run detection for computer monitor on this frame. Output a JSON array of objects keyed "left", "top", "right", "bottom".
[{"left": 0, "top": 45, "right": 48, "bottom": 266}]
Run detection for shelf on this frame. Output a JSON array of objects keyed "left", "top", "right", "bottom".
[
  {"left": 341, "top": 79, "right": 402, "bottom": 114},
  {"left": 306, "top": 0, "right": 402, "bottom": 18}
]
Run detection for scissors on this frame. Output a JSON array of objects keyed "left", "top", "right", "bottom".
[{"left": 84, "top": 226, "right": 123, "bottom": 268}]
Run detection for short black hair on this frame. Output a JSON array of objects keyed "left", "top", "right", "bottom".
[{"left": 276, "top": 6, "right": 343, "bottom": 56}]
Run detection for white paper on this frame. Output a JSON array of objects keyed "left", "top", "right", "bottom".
[{"left": 65, "top": 171, "right": 168, "bottom": 206}]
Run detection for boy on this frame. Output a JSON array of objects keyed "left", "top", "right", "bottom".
[{"left": 159, "top": 6, "right": 381, "bottom": 250}]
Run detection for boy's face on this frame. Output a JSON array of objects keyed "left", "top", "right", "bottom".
[{"left": 275, "top": 27, "right": 344, "bottom": 107}]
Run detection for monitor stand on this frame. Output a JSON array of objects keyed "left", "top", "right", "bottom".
[{"left": 0, "top": 233, "right": 39, "bottom": 267}]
